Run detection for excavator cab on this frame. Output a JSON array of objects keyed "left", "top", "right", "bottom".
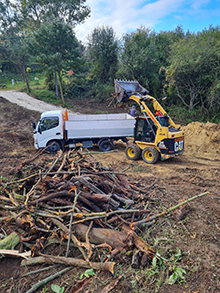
[{"left": 134, "top": 117, "right": 156, "bottom": 143}]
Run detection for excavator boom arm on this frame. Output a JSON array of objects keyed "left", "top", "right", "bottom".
[{"left": 114, "top": 79, "right": 178, "bottom": 129}]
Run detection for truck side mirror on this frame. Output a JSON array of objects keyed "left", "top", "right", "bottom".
[{"left": 32, "top": 122, "right": 36, "bottom": 130}]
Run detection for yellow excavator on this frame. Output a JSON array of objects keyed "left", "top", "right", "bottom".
[{"left": 114, "top": 79, "right": 184, "bottom": 164}]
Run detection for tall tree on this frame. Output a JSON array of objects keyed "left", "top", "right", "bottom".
[
  {"left": 28, "top": 21, "right": 82, "bottom": 103},
  {"left": 0, "top": 0, "right": 90, "bottom": 93},
  {"left": 0, "top": 34, "right": 31, "bottom": 92},
  {"left": 117, "top": 26, "right": 185, "bottom": 98},
  {"left": 117, "top": 27, "right": 152, "bottom": 90},
  {"left": 0, "top": 1, "right": 31, "bottom": 91},
  {"left": 87, "top": 25, "right": 118, "bottom": 83},
  {"left": 0, "top": 0, "right": 90, "bottom": 30},
  {"left": 164, "top": 26, "right": 220, "bottom": 113}
]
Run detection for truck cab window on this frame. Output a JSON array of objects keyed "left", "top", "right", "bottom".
[{"left": 39, "top": 117, "right": 59, "bottom": 132}]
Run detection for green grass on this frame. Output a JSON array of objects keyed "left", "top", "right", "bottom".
[
  {"left": 30, "top": 89, "right": 61, "bottom": 104},
  {"left": 0, "top": 71, "right": 45, "bottom": 90}
]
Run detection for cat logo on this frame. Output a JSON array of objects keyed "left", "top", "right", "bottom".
[{"left": 174, "top": 140, "right": 184, "bottom": 152}]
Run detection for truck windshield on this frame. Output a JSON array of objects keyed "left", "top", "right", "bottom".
[{"left": 39, "top": 117, "right": 59, "bottom": 132}]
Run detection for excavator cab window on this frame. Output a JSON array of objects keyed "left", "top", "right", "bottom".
[
  {"left": 157, "top": 116, "right": 169, "bottom": 127},
  {"left": 134, "top": 117, "right": 155, "bottom": 142}
]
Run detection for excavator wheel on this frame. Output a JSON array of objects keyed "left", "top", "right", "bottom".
[
  {"left": 126, "top": 144, "right": 141, "bottom": 160},
  {"left": 142, "top": 147, "right": 159, "bottom": 164}
]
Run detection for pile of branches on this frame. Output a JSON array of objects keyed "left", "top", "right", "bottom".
[
  {"left": 0, "top": 148, "right": 208, "bottom": 292},
  {"left": 0, "top": 149, "right": 157, "bottom": 270}
]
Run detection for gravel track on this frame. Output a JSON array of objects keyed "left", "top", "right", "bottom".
[{"left": 0, "top": 90, "right": 76, "bottom": 114}]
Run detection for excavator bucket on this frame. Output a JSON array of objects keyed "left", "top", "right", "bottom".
[{"left": 114, "top": 79, "right": 149, "bottom": 102}]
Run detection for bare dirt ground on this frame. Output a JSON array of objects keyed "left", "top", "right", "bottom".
[{"left": 0, "top": 93, "right": 220, "bottom": 293}]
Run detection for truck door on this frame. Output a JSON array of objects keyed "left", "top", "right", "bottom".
[{"left": 37, "top": 116, "right": 63, "bottom": 148}]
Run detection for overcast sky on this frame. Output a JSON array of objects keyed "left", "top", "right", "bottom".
[{"left": 75, "top": 0, "right": 220, "bottom": 44}]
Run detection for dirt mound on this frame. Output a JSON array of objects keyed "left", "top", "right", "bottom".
[{"left": 183, "top": 121, "right": 220, "bottom": 160}]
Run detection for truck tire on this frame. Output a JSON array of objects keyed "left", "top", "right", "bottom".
[
  {"left": 142, "top": 147, "right": 159, "bottom": 164},
  {"left": 126, "top": 144, "right": 141, "bottom": 160},
  {"left": 99, "top": 140, "right": 113, "bottom": 152},
  {"left": 47, "top": 141, "right": 61, "bottom": 154}
]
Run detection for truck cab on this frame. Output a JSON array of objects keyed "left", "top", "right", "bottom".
[{"left": 33, "top": 110, "right": 64, "bottom": 153}]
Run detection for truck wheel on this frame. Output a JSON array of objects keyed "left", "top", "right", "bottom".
[
  {"left": 47, "top": 141, "right": 61, "bottom": 154},
  {"left": 126, "top": 144, "right": 141, "bottom": 160},
  {"left": 99, "top": 140, "right": 113, "bottom": 152},
  {"left": 142, "top": 147, "right": 159, "bottom": 164}
]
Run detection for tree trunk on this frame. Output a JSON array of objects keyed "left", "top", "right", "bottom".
[
  {"left": 20, "top": 64, "right": 30, "bottom": 93},
  {"left": 21, "top": 255, "right": 115, "bottom": 273},
  {"left": 58, "top": 70, "right": 65, "bottom": 104},
  {"left": 55, "top": 71, "right": 59, "bottom": 98},
  {"left": 0, "top": 232, "right": 20, "bottom": 250}
]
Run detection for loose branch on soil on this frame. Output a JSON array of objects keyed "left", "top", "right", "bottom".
[{"left": 136, "top": 191, "right": 209, "bottom": 227}]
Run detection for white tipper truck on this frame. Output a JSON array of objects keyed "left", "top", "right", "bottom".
[{"left": 33, "top": 109, "right": 135, "bottom": 153}]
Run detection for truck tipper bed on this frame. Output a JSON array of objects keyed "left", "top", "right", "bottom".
[{"left": 33, "top": 110, "right": 135, "bottom": 153}]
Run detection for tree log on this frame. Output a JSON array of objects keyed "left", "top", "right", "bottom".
[
  {"left": 21, "top": 254, "right": 115, "bottom": 273},
  {"left": 81, "top": 192, "right": 119, "bottom": 209},
  {"left": 0, "top": 249, "right": 31, "bottom": 259},
  {"left": 73, "top": 223, "right": 128, "bottom": 251},
  {"left": 0, "top": 232, "right": 20, "bottom": 250},
  {"left": 73, "top": 223, "right": 154, "bottom": 257},
  {"left": 121, "top": 224, "right": 155, "bottom": 256}
]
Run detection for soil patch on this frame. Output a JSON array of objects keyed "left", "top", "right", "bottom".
[{"left": 183, "top": 121, "right": 220, "bottom": 160}]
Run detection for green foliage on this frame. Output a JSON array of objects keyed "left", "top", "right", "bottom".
[
  {"left": 0, "top": 0, "right": 90, "bottom": 30},
  {"left": 116, "top": 26, "right": 185, "bottom": 98},
  {"left": 167, "top": 103, "right": 220, "bottom": 124},
  {"left": 87, "top": 25, "right": 118, "bottom": 83},
  {"left": 0, "top": 33, "right": 31, "bottom": 92},
  {"left": 165, "top": 26, "right": 220, "bottom": 115},
  {"left": 168, "top": 248, "right": 186, "bottom": 285},
  {"left": 170, "top": 248, "right": 182, "bottom": 262},
  {"left": 168, "top": 266, "right": 186, "bottom": 285},
  {"left": 41, "top": 286, "right": 49, "bottom": 293},
  {"left": 28, "top": 21, "right": 83, "bottom": 103},
  {"left": 51, "top": 284, "right": 64, "bottom": 293},
  {"left": 28, "top": 21, "right": 82, "bottom": 73},
  {"left": 65, "top": 74, "right": 91, "bottom": 99},
  {"left": 152, "top": 252, "right": 166, "bottom": 271},
  {"left": 30, "top": 89, "right": 61, "bottom": 105},
  {"left": 79, "top": 268, "right": 95, "bottom": 279},
  {"left": 85, "top": 81, "right": 115, "bottom": 102}
]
